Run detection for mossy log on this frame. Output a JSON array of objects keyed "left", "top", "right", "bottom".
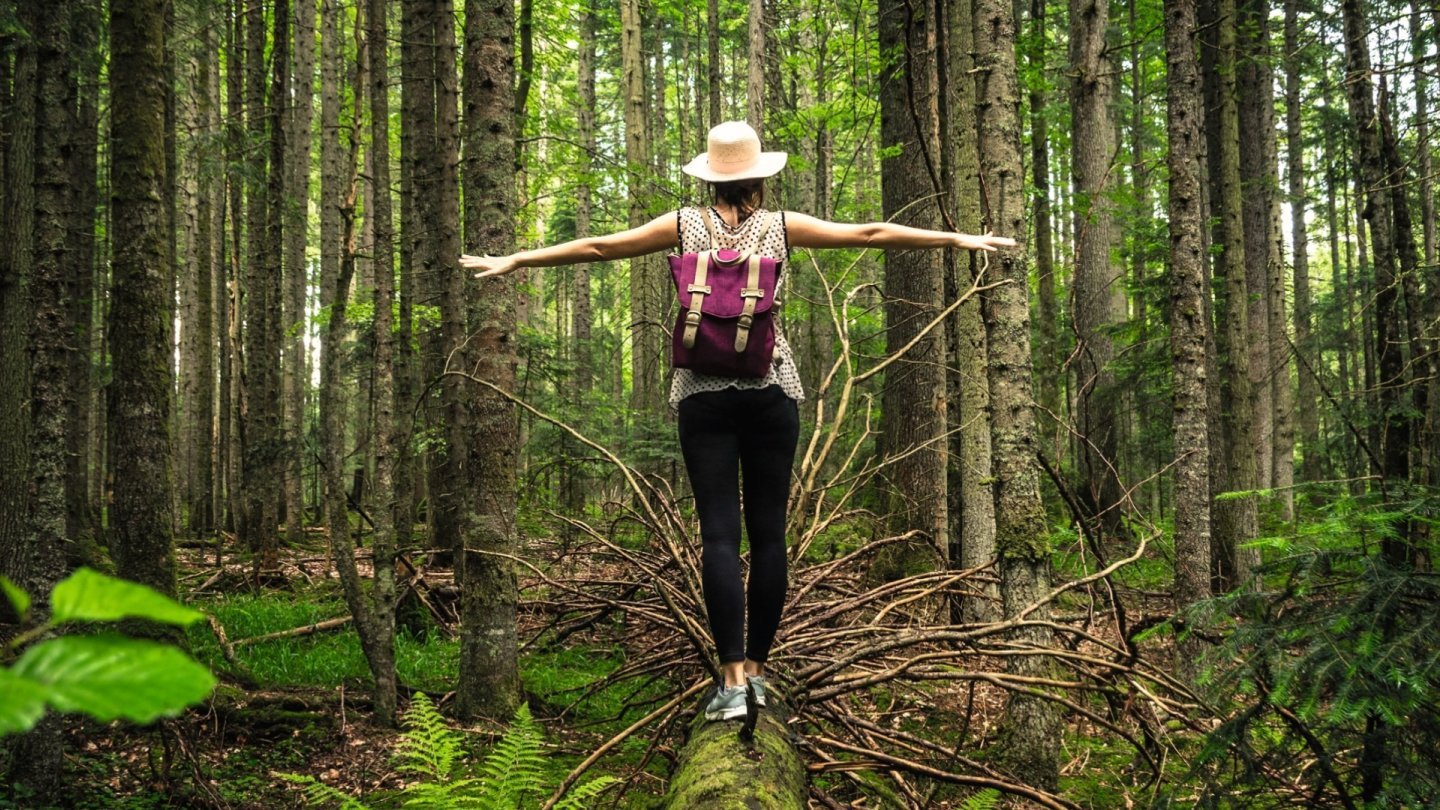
[{"left": 663, "top": 695, "right": 807, "bottom": 809}]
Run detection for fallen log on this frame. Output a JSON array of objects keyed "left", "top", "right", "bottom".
[
  {"left": 663, "top": 692, "right": 807, "bottom": 809},
  {"left": 231, "top": 615, "right": 352, "bottom": 647}
]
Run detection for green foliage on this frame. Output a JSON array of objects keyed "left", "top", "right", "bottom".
[
  {"left": 280, "top": 696, "right": 616, "bottom": 810},
  {"left": 50, "top": 566, "right": 204, "bottom": 626},
  {"left": 960, "top": 788, "right": 1001, "bottom": 810},
  {"left": 0, "top": 568, "right": 215, "bottom": 736},
  {"left": 1188, "top": 488, "right": 1440, "bottom": 806}
]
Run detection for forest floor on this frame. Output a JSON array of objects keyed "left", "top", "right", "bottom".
[{"left": 35, "top": 522, "right": 1174, "bottom": 810}]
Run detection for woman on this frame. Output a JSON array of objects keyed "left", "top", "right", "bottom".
[{"left": 461, "top": 121, "right": 1014, "bottom": 722}]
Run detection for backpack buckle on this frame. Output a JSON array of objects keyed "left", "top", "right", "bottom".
[
  {"left": 740, "top": 287, "right": 765, "bottom": 299},
  {"left": 687, "top": 283, "right": 712, "bottom": 294},
  {"left": 737, "top": 313, "right": 753, "bottom": 328},
  {"left": 685, "top": 311, "right": 703, "bottom": 325}
]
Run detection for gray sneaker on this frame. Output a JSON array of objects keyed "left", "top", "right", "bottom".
[
  {"left": 745, "top": 675, "right": 768, "bottom": 708},
  {"left": 703, "top": 684, "right": 749, "bottom": 721}
]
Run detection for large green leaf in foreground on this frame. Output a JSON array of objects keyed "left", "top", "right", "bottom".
[
  {"left": 50, "top": 567, "right": 203, "bottom": 626},
  {"left": 0, "top": 668, "right": 50, "bottom": 735},
  {"left": 12, "top": 635, "right": 216, "bottom": 724}
]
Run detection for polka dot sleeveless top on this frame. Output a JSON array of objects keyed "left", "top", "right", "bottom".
[{"left": 669, "top": 206, "right": 806, "bottom": 410}]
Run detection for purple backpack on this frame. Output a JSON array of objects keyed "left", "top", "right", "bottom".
[{"left": 669, "top": 208, "right": 781, "bottom": 378}]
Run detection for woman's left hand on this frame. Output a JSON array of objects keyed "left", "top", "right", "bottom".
[
  {"left": 952, "top": 232, "right": 1017, "bottom": 252},
  {"left": 460, "top": 253, "right": 520, "bottom": 278}
]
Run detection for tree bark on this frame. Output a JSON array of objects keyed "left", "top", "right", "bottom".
[
  {"left": 1164, "top": 0, "right": 1213, "bottom": 684},
  {"left": 941, "top": 0, "right": 997, "bottom": 622},
  {"left": 877, "top": 0, "right": 947, "bottom": 575},
  {"left": 566, "top": 3, "right": 597, "bottom": 519},
  {"left": 1201, "top": 0, "right": 1259, "bottom": 590},
  {"left": 284, "top": 0, "right": 317, "bottom": 545},
  {"left": 65, "top": 2, "right": 100, "bottom": 559},
  {"left": 974, "top": 0, "right": 1061, "bottom": 787},
  {"left": 1413, "top": 0, "right": 1439, "bottom": 486},
  {"left": 0, "top": 0, "right": 37, "bottom": 599},
  {"left": 622, "top": 0, "right": 662, "bottom": 421},
  {"left": 1069, "top": 0, "right": 1126, "bottom": 537},
  {"left": 1342, "top": 0, "right": 1410, "bottom": 566},
  {"left": 1029, "top": 0, "right": 1059, "bottom": 449},
  {"left": 8, "top": 0, "right": 77, "bottom": 795},
  {"left": 747, "top": 0, "right": 765, "bottom": 129},
  {"left": 242, "top": 0, "right": 283, "bottom": 573},
  {"left": 456, "top": 0, "right": 522, "bottom": 720},
  {"left": 1284, "top": 0, "right": 1317, "bottom": 486},
  {"left": 110, "top": 0, "right": 178, "bottom": 599},
  {"left": 1236, "top": 0, "right": 1274, "bottom": 495},
  {"left": 708, "top": 0, "right": 722, "bottom": 128}
]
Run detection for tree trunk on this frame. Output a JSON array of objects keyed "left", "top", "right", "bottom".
[
  {"left": 566, "top": 3, "right": 597, "bottom": 519},
  {"left": 9, "top": 0, "right": 77, "bottom": 796},
  {"left": 1069, "top": 0, "right": 1125, "bottom": 537},
  {"left": 110, "top": 0, "right": 178, "bottom": 599},
  {"left": 326, "top": 0, "right": 399, "bottom": 728},
  {"left": 190, "top": 0, "right": 218, "bottom": 537},
  {"left": 1201, "top": 0, "right": 1259, "bottom": 590},
  {"left": 1414, "top": 0, "right": 1439, "bottom": 486},
  {"left": 747, "top": 0, "right": 764, "bottom": 129},
  {"left": 285, "top": 0, "right": 317, "bottom": 545},
  {"left": 0, "top": 0, "right": 37, "bottom": 599},
  {"left": 941, "top": 0, "right": 997, "bottom": 622},
  {"left": 1029, "top": 0, "right": 1059, "bottom": 449},
  {"left": 622, "top": 0, "right": 662, "bottom": 422},
  {"left": 65, "top": 2, "right": 100, "bottom": 559},
  {"left": 456, "top": 0, "right": 522, "bottom": 720},
  {"left": 222, "top": 0, "right": 244, "bottom": 537},
  {"left": 1284, "top": 0, "right": 1318, "bottom": 486},
  {"left": 1342, "top": 0, "right": 1410, "bottom": 560},
  {"left": 1237, "top": 0, "right": 1274, "bottom": 496},
  {"left": 1164, "top": 0, "right": 1213, "bottom": 684},
  {"left": 242, "top": 0, "right": 282, "bottom": 573},
  {"left": 974, "top": 0, "right": 1061, "bottom": 787},
  {"left": 708, "top": 0, "right": 721, "bottom": 128},
  {"left": 876, "top": 0, "right": 947, "bottom": 576},
  {"left": 663, "top": 696, "right": 807, "bottom": 809}
]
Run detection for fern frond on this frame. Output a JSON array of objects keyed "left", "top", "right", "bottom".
[
  {"left": 401, "top": 777, "right": 488, "bottom": 809},
  {"left": 393, "top": 693, "right": 465, "bottom": 782},
  {"left": 477, "top": 703, "right": 548, "bottom": 810},
  {"left": 274, "top": 772, "right": 373, "bottom": 810},
  {"left": 960, "top": 788, "right": 1001, "bottom": 810},
  {"left": 552, "top": 775, "right": 620, "bottom": 810}
]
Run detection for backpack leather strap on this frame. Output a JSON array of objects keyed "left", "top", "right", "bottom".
[
  {"left": 733, "top": 212, "right": 777, "bottom": 353},
  {"left": 682, "top": 251, "right": 712, "bottom": 349},
  {"left": 699, "top": 206, "right": 720, "bottom": 250}
]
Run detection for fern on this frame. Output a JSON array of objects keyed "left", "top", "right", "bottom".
[
  {"left": 274, "top": 773, "right": 372, "bottom": 810},
  {"left": 279, "top": 698, "right": 616, "bottom": 810},
  {"left": 960, "top": 787, "right": 1001, "bottom": 810},
  {"left": 552, "top": 775, "right": 621, "bottom": 810},
  {"left": 475, "top": 703, "right": 548, "bottom": 810},
  {"left": 393, "top": 692, "right": 465, "bottom": 783}
]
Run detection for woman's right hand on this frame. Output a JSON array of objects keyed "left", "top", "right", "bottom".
[
  {"left": 952, "top": 232, "right": 1017, "bottom": 252},
  {"left": 460, "top": 253, "right": 520, "bottom": 279}
]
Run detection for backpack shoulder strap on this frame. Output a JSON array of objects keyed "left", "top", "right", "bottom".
[{"left": 696, "top": 206, "right": 719, "bottom": 251}]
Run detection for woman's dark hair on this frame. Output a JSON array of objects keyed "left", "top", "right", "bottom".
[{"left": 711, "top": 179, "right": 765, "bottom": 219}]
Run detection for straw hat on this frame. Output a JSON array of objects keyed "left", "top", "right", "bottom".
[{"left": 682, "top": 121, "right": 788, "bottom": 183}]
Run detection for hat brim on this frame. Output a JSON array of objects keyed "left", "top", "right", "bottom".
[{"left": 681, "top": 151, "right": 788, "bottom": 183}]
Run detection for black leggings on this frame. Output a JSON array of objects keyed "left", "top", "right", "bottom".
[{"left": 677, "top": 384, "right": 800, "bottom": 664}]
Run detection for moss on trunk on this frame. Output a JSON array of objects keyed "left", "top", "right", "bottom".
[{"left": 664, "top": 697, "right": 806, "bottom": 810}]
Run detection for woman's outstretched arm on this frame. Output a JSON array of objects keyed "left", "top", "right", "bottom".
[
  {"left": 784, "top": 211, "right": 1016, "bottom": 252},
  {"left": 461, "top": 211, "right": 678, "bottom": 278}
]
